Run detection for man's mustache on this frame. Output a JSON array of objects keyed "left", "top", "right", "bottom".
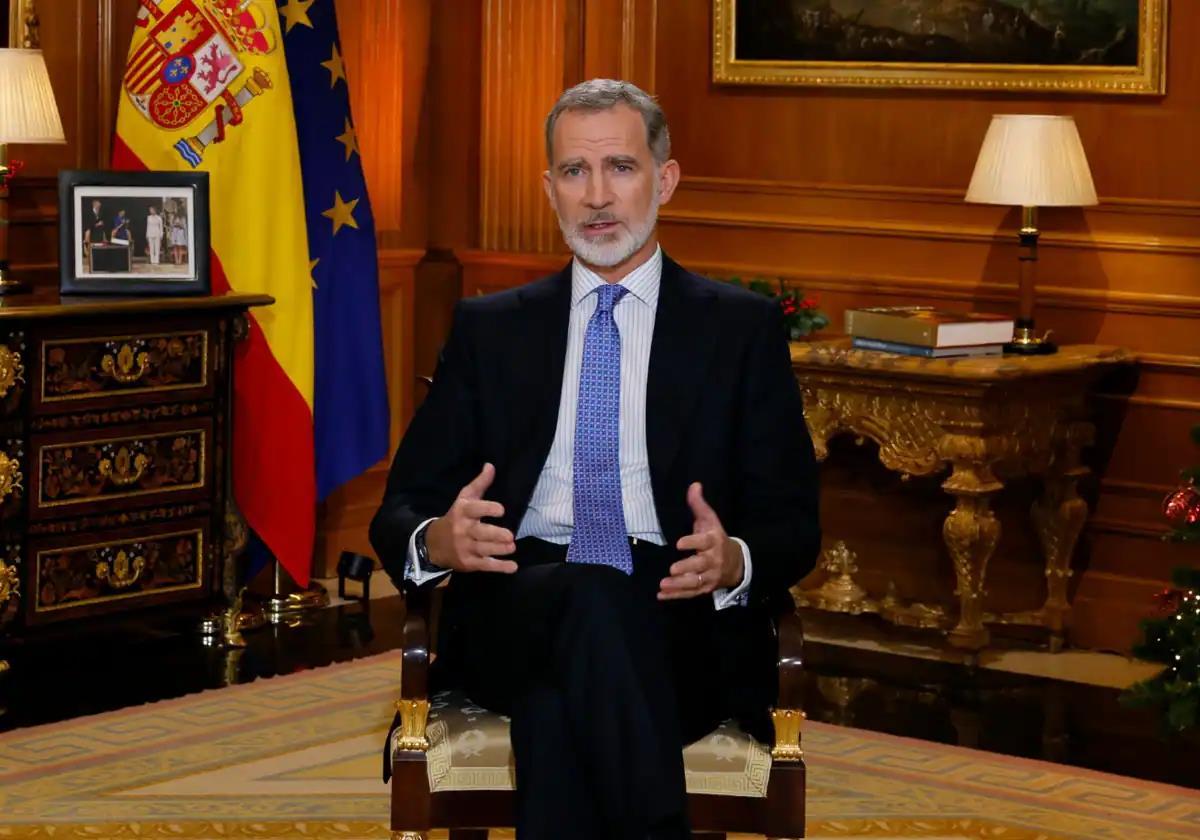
[{"left": 580, "top": 213, "right": 621, "bottom": 226}]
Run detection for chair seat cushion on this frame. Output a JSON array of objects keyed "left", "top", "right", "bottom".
[{"left": 393, "top": 689, "right": 772, "bottom": 798}]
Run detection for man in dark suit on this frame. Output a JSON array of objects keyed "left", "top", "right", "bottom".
[
  {"left": 371, "top": 79, "right": 819, "bottom": 839},
  {"left": 84, "top": 198, "right": 108, "bottom": 254}
]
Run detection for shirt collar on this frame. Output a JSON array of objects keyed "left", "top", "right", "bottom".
[{"left": 570, "top": 245, "right": 662, "bottom": 309}]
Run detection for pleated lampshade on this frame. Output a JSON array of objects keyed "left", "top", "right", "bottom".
[
  {"left": 966, "top": 115, "right": 1097, "bottom": 208},
  {"left": 0, "top": 48, "right": 65, "bottom": 144}
]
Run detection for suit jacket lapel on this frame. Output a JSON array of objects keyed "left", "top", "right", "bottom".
[
  {"left": 507, "top": 263, "right": 572, "bottom": 514},
  {"left": 647, "top": 255, "right": 719, "bottom": 501}
]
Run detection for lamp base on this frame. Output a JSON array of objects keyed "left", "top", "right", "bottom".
[
  {"left": 0, "top": 264, "right": 30, "bottom": 296},
  {"left": 1005, "top": 325, "right": 1057, "bottom": 356}
]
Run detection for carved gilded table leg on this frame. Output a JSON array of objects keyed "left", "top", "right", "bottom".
[
  {"left": 939, "top": 433, "right": 1003, "bottom": 651},
  {"left": 1031, "top": 420, "right": 1094, "bottom": 650}
]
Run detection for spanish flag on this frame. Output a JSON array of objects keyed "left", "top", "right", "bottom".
[{"left": 112, "top": 0, "right": 315, "bottom": 585}]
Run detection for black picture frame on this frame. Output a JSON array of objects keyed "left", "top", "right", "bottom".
[{"left": 58, "top": 169, "right": 210, "bottom": 296}]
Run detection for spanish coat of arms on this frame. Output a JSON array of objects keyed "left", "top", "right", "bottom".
[{"left": 123, "top": 0, "right": 277, "bottom": 167}]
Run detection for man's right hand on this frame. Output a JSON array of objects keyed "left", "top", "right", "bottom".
[{"left": 424, "top": 463, "right": 519, "bottom": 574}]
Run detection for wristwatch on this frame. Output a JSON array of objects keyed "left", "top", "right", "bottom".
[{"left": 413, "top": 523, "right": 441, "bottom": 575}]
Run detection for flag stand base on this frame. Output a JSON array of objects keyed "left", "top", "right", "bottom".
[
  {"left": 264, "top": 584, "right": 330, "bottom": 623},
  {"left": 263, "top": 560, "right": 328, "bottom": 624}
]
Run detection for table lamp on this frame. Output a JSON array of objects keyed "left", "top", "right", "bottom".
[
  {"left": 965, "top": 114, "right": 1097, "bottom": 355},
  {"left": 0, "top": 48, "right": 65, "bottom": 294}
]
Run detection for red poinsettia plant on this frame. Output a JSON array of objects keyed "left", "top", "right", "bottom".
[
  {"left": 0, "top": 159, "right": 25, "bottom": 188},
  {"left": 727, "top": 276, "right": 830, "bottom": 340}
]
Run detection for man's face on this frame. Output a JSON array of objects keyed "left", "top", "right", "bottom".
[{"left": 543, "top": 104, "right": 679, "bottom": 269}]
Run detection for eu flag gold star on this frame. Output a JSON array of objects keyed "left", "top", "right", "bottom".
[
  {"left": 335, "top": 117, "right": 359, "bottom": 162},
  {"left": 279, "top": 0, "right": 315, "bottom": 34},
  {"left": 321, "top": 43, "right": 347, "bottom": 88},
  {"left": 309, "top": 257, "right": 320, "bottom": 289},
  {"left": 322, "top": 191, "right": 359, "bottom": 235}
]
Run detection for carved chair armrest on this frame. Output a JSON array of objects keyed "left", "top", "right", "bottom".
[
  {"left": 389, "top": 582, "right": 442, "bottom": 771},
  {"left": 775, "top": 607, "right": 805, "bottom": 709},
  {"left": 400, "top": 582, "right": 435, "bottom": 701},
  {"left": 770, "top": 608, "right": 806, "bottom": 762}
]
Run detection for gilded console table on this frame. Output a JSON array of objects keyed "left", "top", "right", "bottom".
[
  {"left": 0, "top": 290, "right": 271, "bottom": 676},
  {"left": 792, "top": 339, "right": 1134, "bottom": 653}
]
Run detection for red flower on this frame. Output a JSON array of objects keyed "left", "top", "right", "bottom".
[{"left": 0, "top": 159, "right": 25, "bottom": 187}]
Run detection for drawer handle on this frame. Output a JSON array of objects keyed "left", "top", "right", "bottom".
[
  {"left": 101, "top": 344, "right": 151, "bottom": 384},
  {"left": 0, "top": 555, "right": 18, "bottom": 610},
  {"left": 0, "top": 346, "right": 24, "bottom": 399},
  {"left": 95, "top": 548, "right": 145, "bottom": 590},
  {"left": 99, "top": 446, "right": 151, "bottom": 487},
  {"left": 0, "top": 452, "right": 22, "bottom": 505}
]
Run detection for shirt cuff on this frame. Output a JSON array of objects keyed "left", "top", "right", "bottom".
[
  {"left": 713, "top": 536, "right": 752, "bottom": 610},
  {"left": 406, "top": 517, "right": 452, "bottom": 585}
]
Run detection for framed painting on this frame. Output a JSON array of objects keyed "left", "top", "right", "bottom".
[
  {"left": 713, "top": 0, "right": 1167, "bottom": 95},
  {"left": 4, "top": 0, "right": 37, "bottom": 48}
]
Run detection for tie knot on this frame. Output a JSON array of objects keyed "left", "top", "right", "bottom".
[{"left": 595, "top": 284, "right": 629, "bottom": 312}]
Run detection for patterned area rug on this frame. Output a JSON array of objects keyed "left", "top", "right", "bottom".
[{"left": 1, "top": 651, "right": 1197, "bottom": 839}]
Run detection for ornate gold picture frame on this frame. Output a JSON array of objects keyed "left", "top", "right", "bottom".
[
  {"left": 713, "top": 0, "right": 1167, "bottom": 95},
  {"left": 4, "top": 0, "right": 39, "bottom": 49}
]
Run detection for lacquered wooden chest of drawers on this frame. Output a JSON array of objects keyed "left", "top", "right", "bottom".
[{"left": 0, "top": 291, "right": 270, "bottom": 646}]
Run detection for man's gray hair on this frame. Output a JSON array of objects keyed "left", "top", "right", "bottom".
[{"left": 544, "top": 78, "right": 671, "bottom": 166}]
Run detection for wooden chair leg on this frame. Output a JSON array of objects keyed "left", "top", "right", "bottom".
[
  {"left": 449, "top": 831, "right": 489, "bottom": 840},
  {"left": 764, "top": 759, "right": 807, "bottom": 839}
]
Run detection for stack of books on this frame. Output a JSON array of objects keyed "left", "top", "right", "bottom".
[{"left": 845, "top": 306, "right": 1014, "bottom": 358}]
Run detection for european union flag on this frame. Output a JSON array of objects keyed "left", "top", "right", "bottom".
[{"left": 280, "top": 0, "right": 389, "bottom": 500}]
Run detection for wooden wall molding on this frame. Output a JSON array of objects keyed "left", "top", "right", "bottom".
[
  {"left": 679, "top": 176, "right": 1200, "bottom": 217},
  {"left": 1137, "top": 352, "right": 1200, "bottom": 374},
  {"left": 1099, "top": 478, "right": 1178, "bottom": 499},
  {"left": 1093, "top": 394, "right": 1200, "bottom": 413},
  {"left": 660, "top": 206, "right": 1200, "bottom": 258},
  {"left": 459, "top": 248, "right": 566, "bottom": 270},
  {"left": 379, "top": 247, "right": 428, "bottom": 271},
  {"left": 1088, "top": 517, "right": 1173, "bottom": 539}
]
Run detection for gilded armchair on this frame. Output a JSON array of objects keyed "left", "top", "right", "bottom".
[{"left": 385, "top": 582, "right": 808, "bottom": 839}]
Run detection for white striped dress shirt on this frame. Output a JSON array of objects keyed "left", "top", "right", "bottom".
[
  {"left": 406, "top": 247, "right": 751, "bottom": 607},
  {"left": 517, "top": 248, "right": 664, "bottom": 544}
]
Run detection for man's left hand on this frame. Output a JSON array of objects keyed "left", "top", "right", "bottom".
[{"left": 658, "top": 482, "right": 744, "bottom": 600}]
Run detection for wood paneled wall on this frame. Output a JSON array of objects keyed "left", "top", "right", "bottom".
[
  {"left": 18, "top": 1, "right": 1198, "bottom": 649},
  {"left": 478, "top": 0, "right": 570, "bottom": 252},
  {"left": 453, "top": 0, "right": 1200, "bottom": 652}
]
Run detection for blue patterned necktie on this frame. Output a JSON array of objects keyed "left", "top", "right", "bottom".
[{"left": 567, "top": 283, "right": 633, "bottom": 574}]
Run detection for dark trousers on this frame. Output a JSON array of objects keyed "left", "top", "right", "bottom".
[{"left": 446, "top": 537, "right": 731, "bottom": 839}]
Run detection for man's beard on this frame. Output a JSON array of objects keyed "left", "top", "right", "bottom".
[{"left": 556, "top": 191, "right": 660, "bottom": 269}]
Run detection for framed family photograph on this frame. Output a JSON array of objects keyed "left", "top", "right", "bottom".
[
  {"left": 713, "top": 0, "right": 1168, "bottom": 95},
  {"left": 57, "top": 170, "right": 210, "bottom": 296}
]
